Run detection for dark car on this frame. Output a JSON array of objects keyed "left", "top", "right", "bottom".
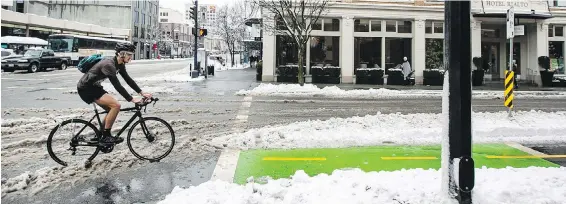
[{"left": 1, "top": 48, "right": 71, "bottom": 73}]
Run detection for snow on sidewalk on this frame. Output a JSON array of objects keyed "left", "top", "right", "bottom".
[
  {"left": 235, "top": 83, "right": 566, "bottom": 99},
  {"left": 137, "top": 67, "right": 206, "bottom": 83},
  {"left": 211, "top": 110, "right": 566, "bottom": 149},
  {"left": 158, "top": 167, "right": 566, "bottom": 204}
]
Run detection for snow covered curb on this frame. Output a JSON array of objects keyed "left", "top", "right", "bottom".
[
  {"left": 136, "top": 67, "right": 206, "bottom": 82},
  {"left": 211, "top": 111, "right": 566, "bottom": 149},
  {"left": 235, "top": 84, "right": 566, "bottom": 99},
  {"left": 157, "top": 167, "right": 566, "bottom": 204},
  {"left": 130, "top": 58, "right": 190, "bottom": 65}
]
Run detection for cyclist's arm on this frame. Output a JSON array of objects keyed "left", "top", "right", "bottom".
[
  {"left": 119, "top": 68, "right": 142, "bottom": 94},
  {"left": 101, "top": 63, "right": 134, "bottom": 102},
  {"left": 108, "top": 75, "right": 134, "bottom": 102}
]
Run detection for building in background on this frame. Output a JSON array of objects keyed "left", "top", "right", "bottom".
[
  {"left": 184, "top": 2, "right": 223, "bottom": 54},
  {"left": 260, "top": 0, "right": 566, "bottom": 88},
  {"left": 159, "top": 7, "right": 191, "bottom": 58},
  {"left": 1, "top": 0, "right": 159, "bottom": 60}
]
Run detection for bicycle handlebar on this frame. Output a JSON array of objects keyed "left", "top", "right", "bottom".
[{"left": 135, "top": 97, "right": 159, "bottom": 107}]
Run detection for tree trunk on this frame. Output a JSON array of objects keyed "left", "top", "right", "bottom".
[
  {"left": 231, "top": 45, "right": 235, "bottom": 67},
  {"left": 297, "top": 44, "right": 305, "bottom": 86}
]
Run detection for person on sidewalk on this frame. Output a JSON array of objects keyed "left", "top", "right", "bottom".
[{"left": 401, "top": 57, "right": 414, "bottom": 85}]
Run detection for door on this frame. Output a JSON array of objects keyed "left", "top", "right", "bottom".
[
  {"left": 481, "top": 42, "right": 500, "bottom": 80},
  {"left": 506, "top": 42, "right": 521, "bottom": 75},
  {"left": 40, "top": 51, "right": 53, "bottom": 68}
]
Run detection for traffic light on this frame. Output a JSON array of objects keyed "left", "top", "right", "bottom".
[
  {"left": 199, "top": 28, "right": 207, "bottom": 37},
  {"left": 189, "top": 6, "right": 197, "bottom": 21}
]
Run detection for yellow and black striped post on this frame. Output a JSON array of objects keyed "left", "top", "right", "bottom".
[{"left": 504, "top": 70, "right": 514, "bottom": 112}]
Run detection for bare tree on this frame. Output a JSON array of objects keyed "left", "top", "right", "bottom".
[
  {"left": 253, "top": 0, "right": 331, "bottom": 85},
  {"left": 217, "top": 0, "right": 259, "bottom": 67}
]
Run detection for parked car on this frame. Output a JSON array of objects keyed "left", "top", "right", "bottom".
[
  {"left": 1, "top": 48, "right": 22, "bottom": 60},
  {"left": 1, "top": 48, "right": 71, "bottom": 73}
]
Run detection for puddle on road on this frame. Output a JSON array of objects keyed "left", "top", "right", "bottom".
[{"left": 1, "top": 152, "right": 220, "bottom": 204}]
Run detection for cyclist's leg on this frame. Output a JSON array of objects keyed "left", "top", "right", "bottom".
[{"left": 94, "top": 94, "right": 123, "bottom": 144}]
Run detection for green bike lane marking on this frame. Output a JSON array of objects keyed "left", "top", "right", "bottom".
[{"left": 233, "top": 144, "right": 560, "bottom": 184}]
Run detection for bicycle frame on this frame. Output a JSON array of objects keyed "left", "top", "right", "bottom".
[{"left": 71, "top": 105, "right": 150, "bottom": 147}]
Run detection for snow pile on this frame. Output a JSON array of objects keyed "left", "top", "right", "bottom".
[
  {"left": 137, "top": 67, "right": 206, "bottom": 83},
  {"left": 157, "top": 167, "right": 566, "bottom": 204},
  {"left": 235, "top": 83, "right": 566, "bottom": 99},
  {"left": 211, "top": 111, "right": 566, "bottom": 149}
]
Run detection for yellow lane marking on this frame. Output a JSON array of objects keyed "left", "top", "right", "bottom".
[
  {"left": 381, "top": 156, "right": 438, "bottom": 160},
  {"left": 486, "top": 155, "right": 566, "bottom": 159},
  {"left": 262, "top": 157, "right": 327, "bottom": 161}
]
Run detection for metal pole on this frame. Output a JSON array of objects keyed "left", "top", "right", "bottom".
[
  {"left": 445, "top": 1, "right": 474, "bottom": 203},
  {"left": 194, "top": 0, "right": 199, "bottom": 76},
  {"left": 508, "top": 38, "right": 514, "bottom": 117}
]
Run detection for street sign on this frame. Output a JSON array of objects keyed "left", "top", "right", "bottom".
[{"left": 506, "top": 7, "right": 514, "bottom": 39}]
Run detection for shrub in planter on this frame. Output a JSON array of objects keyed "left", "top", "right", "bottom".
[
  {"left": 355, "top": 68, "right": 384, "bottom": 85},
  {"left": 423, "top": 69, "right": 444, "bottom": 86},
  {"left": 276, "top": 65, "right": 306, "bottom": 83},
  {"left": 387, "top": 68, "right": 405, "bottom": 85},
  {"left": 538, "top": 56, "right": 554, "bottom": 87},
  {"left": 312, "top": 65, "right": 341, "bottom": 84},
  {"left": 256, "top": 61, "right": 263, "bottom": 81}
]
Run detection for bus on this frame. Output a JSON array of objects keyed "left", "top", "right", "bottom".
[
  {"left": 46, "top": 34, "right": 131, "bottom": 66},
  {"left": 1, "top": 36, "right": 48, "bottom": 54}
]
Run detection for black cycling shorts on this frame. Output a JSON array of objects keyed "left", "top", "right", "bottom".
[{"left": 77, "top": 86, "right": 108, "bottom": 104}]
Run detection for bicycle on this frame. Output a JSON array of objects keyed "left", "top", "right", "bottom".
[{"left": 46, "top": 97, "right": 175, "bottom": 168}]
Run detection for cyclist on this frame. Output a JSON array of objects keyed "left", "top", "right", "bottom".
[{"left": 76, "top": 42, "right": 152, "bottom": 145}]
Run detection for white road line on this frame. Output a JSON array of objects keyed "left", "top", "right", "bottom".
[
  {"left": 5, "top": 87, "right": 68, "bottom": 90},
  {"left": 235, "top": 114, "right": 248, "bottom": 121},
  {"left": 241, "top": 101, "right": 252, "bottom": 108},
  {"left": 505, "top": 142, "right": 548, "bottom": 156},
  {"left": 243, "top": 96, "right": 253, "bottom": 102},
  {"left": 210, "top": 149, "right": 241, "bottom": 183}
]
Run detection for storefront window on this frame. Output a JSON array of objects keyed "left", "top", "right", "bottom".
[
  {"left": 310, "top": 36, "right": 340, "bottom": 68},
  {"left": 313, "top": 19, "right": 322, "bottom": 30},
  {"left": 425, "top": 39, "right": 444, "bottom": 69},
  {"left": 397, "top": 21, "right": 412, "bottom": 33},
  {"left": 276, "top": 35, "right": 302, "bottom": 66},
  {"left": 354, "top": 19, "right": 369, "bottom": 32},
  {"left": 505, "top": 42, "right": 521, "bottom": 75},
  {"left": 386, "top": 21, "right": 396, "bottom": 32},
  {"left": 354, "top": 37, "right": 382, "bottom": 70},
  {"left": 550, "top": 41, "right": 565, "bottom": 74},
  {"left": 385, "top": 38, "right": 412, "bottom": 71}
]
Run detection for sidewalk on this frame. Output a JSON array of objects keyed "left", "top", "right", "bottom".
[{"left": 266, "top": 81, "right": 566, "bottom": 92}]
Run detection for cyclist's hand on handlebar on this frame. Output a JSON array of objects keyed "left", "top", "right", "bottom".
[
  {"left": 140, "top": 91, "right": 153, "bottom": 99},
  {"left": 130, "top": 97, "right": 144, "bottom": 105}
]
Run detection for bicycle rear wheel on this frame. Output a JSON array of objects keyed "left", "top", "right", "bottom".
[
  {"left": 47, "top": 119, "right": 101, "bottom": 167},
  {"left": 127, "top": 117, "right": 175, "bottom": 162}
]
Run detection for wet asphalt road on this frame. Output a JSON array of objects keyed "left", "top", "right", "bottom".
[{"left": 2, "top": 61, "right": 566, "bottom": 203}]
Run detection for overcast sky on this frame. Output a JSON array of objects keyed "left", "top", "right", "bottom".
[{"left": 159, "top": 0, "right": 233, "bottom": 13}]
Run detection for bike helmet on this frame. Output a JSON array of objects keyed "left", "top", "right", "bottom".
[{"left": 115, "top": 42, "right": 136, "bottom": 53}]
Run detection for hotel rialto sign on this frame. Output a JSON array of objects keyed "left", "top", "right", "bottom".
[{"left": 471, "top": 0, "right": 551, "bottom": 15}]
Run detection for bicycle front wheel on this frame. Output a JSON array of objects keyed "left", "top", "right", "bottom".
[
  {"left": 47, "top": 119, "right": 101, "bottom": 167},
  {"left": 127, "top": 117, "right": 175, "bottom": 162}
]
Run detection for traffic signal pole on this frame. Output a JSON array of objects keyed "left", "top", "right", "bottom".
[
  {"left": 193, "top": 0, "right": 199, "bottom": 77},
  {"left": 445, "top": 1, "right": 474, "bottom": 203}
]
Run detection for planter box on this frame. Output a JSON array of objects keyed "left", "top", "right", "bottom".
[
  {"left": 552, "top": 77, "right": 566, "bottom": 87},
  {"left": 387, "top": 69, "right": 404, "bottom": 85},
  {"left": 276, "top": 65, "right": 306, "bottom": 83},
  {"left": 472, "top": 70, "right": 484, "bottom": 86},
  {"left": 311, "top": 66, "right": 341, "bottom": 84},
  {"left": 423, "top": 69, "right": 444, "bottom": 86},
  {"left": 355, "top": 68, "right": 384, "bottom": 85},
  {"left": 540, "top": 70, "right": 555, "bottom": 87}
]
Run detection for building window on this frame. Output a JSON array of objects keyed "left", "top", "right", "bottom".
[
  {"left": 134, "top": 26, "right": 139, "bottom": 37},
  {"left": 552, "top": 0, "right": 566, "bottom": 7},
  {"left": 141, "top": 28, "right": 145, "bottom": 39},
  {"left": 549, "top": 25, "right": 564, "bottom": 37},
  {"left": 309, "top": 36, "right": 340, "bottom": 70},
  {"left": 323, "top": 19, "right": 340, "bottom": 31},
  {"left": 385, "top": 38, "right": 412, "bottom": 72},
  {"left": 550, "top": 41, "right": 565, "bottom": 74},
  {"left": 370, "top": 20, "right": 381, "bottom": 32},
  {"left": 397, "top": 21, "right": 412, "bottom": 33},
  {"left": 354, "top": 19, "right": 370, "bottom": 32},
  {"left": 426, "top": 21, "right": 444, "bottom": 34},
  {"left": 276, "top": 35, "right": 304, "bottom": 66},
  {"left": 354, "top": 37, "right": 382, "bottom": 70},
  {"left": 135, "top": 11, "right": 139, "bottom": 23},
  {"left": 161, "top": 19, "right": 168, "bottom": 22},
  {"left": 425, "top": 39, "right": 444, "bottom": 69}
]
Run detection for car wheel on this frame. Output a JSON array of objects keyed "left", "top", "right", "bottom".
[
  {"left": 28, "top": 63, "right": 38, "bottom": 73},
  {"left": 59, "top": 62, "right": 67, "bottom": 70}
]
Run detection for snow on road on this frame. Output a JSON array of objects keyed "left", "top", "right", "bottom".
[
  {"left": 235, "top": 83, "right": 566, "bottom": 99},
  {"left": 211, "top": 110, "right": 566, "bottom": 149},
  {"left": 158, "top": 167, "right": 566, "bottom": 204}
]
